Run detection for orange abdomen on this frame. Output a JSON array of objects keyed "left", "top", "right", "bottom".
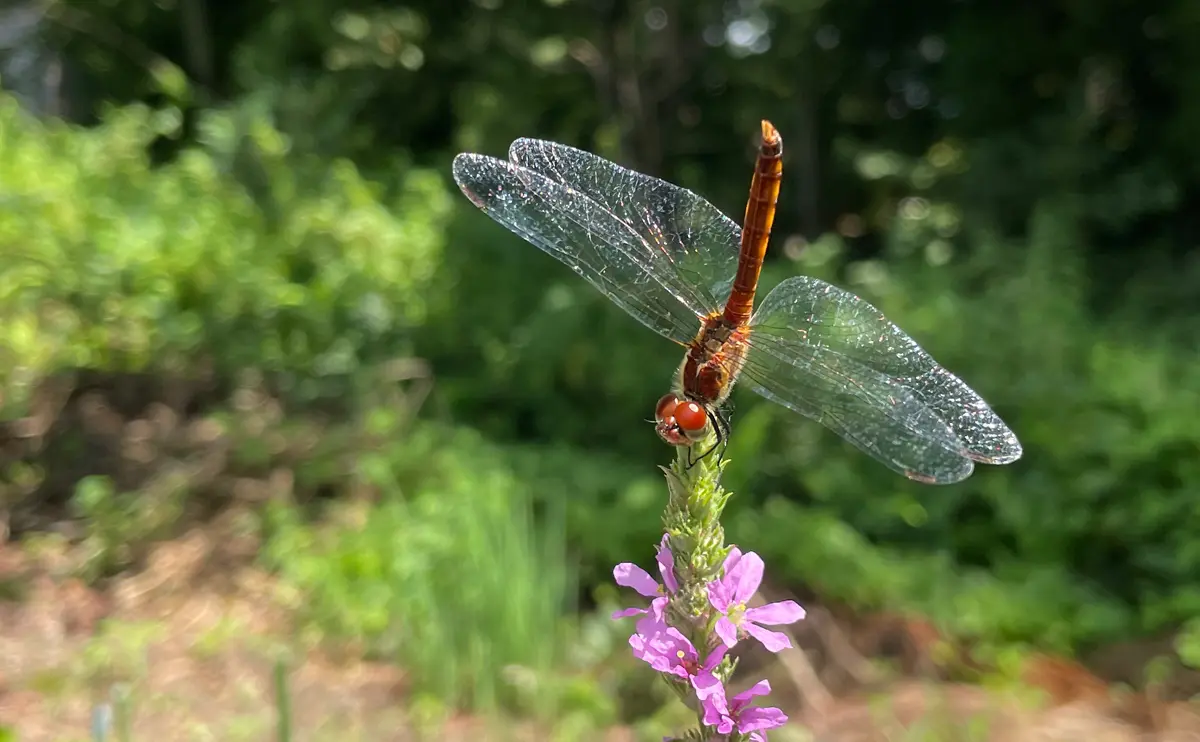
[{"left": 722, "top": 120, "right": 783, "bottom": 327}]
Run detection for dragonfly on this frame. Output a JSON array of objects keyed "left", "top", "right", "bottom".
[{"left": 451, "top": 120, "right": 1022, "bottom": 484}]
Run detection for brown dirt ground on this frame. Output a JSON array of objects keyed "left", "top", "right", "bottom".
[{"left": 0, "top": 515, "right": 641, "bottom": 742}]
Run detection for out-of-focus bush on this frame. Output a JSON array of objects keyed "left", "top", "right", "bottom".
[
  {"left": 0, "top": 91, "right": 614, "bottom": 717},
  {"left": 263, "top": 423, "right": 575, "bottom": 714},
  {"left": 0, "top": 89, "right": 450, "bottom": 536},
  {"left": 0, "top": 92, "right": 449, "bottom": 416}
]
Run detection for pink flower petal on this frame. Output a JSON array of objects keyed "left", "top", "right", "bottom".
[
  {"left": 692, "top": 670, "right": 723, "bottom": 700},
  {"left": 656, "top": 535, "right": 679, "bottom": 593},
  {"left": 714, "top": 616, "right": 739, "bottom": 647},
  {"left": 704, "top": 695, "right": 735, "bottom": 737},
  {"left": 630, "top": 632, "right": 674, "bottom": 672},
  {"left": 744, "top": 622, "right": 793, "bottom": 652},
  {"left": 727, "top": 550, "right": 764, "bottom": 604},
  {"left": 614, "top": 563, "right": 661, "bottom": 597},
  {"left": 706, "top": 577, "right": 733, "bottom": 612},
  {"left": 733, "top": 679, "right": 773, "bottom": 703},
  {"left": 631, "top": 597, "right": 667, "bottom": 635},
  {"left": 651, "top": 628, "right": 699, "bottom": 680},
  {"left": 628, "top": 633, "right": 655, "bottom": 664},
  {"left": 737, "top": 706, "right": 788, "bottom": 733},
  {"left": 722, "top": 547, "right": 744, "bottom": 573},
  {"left": 702, "top": 677, "right": 787, "bottom": 739},
  {"left": 744, "top": 600, "right": 806, "bottom": 626},
  {"left": 659, "top": 627, "right": 696, "bottom": 655},
  {"left": 612, "top": 606, "right": 647, "bottom": 620},
  {"left": 690, "top": 643, "right": 729, "bottom": 698},
  {"left": 702, "top": 643, "right": 729, "bottom": 672},
  {"left": 634, "top": 616, "right": 665, "bottom": 639}
]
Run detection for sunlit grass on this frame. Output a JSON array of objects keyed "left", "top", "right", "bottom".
[{"left": 263, "top": 430, "right": 573, "bottom": 715}]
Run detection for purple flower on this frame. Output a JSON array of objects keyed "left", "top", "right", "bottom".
[
  {"left": 702, "top": 679, "right": 788, "bottom": 741},
  {"left": 630, "top": 625, "right": 726, "bottom": 699},
  {"left": 707, "top": 547, "right": 805, "bottom": 652},
  {"left": 612, "top": 534, "right": 678, "bottom": 636}
]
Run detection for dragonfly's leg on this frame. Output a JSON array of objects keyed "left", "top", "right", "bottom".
[
  {"left": 684, "top": 428, "right": 710, "bottom": 469},
  {"left": 691, "top": 408, "right": 729, "bottom": 465},
  {"left": 711, "top": 408, "right": 731, "bottom": 465}
]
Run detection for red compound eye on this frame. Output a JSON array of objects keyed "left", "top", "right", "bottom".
[
  {"left": 655, "top": 394, "right": 680, "bottom": 422},
  {"left": 673, "top": 401, "right": 708, "bottom": 432}
]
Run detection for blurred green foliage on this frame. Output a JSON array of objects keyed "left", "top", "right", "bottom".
[
  {"left": 71, "top": 473, "right": 186, "bottom": 582},
  {"left": 0, "top": 93, "right": 448, "bottom": 412},
  {"left": 263, "top": 424, "right": 571, "bottom": 712},
  {"left": 2, "top": 0, "right": 1200, "bottom": 718}
]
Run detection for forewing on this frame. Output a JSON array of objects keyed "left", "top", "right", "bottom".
[
  {"left": 508, "top": 138, "right": 740, "bottom": 313},
  {"left": 742, "top": 275, "right": 1022, "bottom": 483},
  {"left": 452, "top": 153, "right": 703, "bottom": 345}
]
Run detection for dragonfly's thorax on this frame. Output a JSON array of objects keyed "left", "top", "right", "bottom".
[{"left": 679, "top": 314, "right": 750, "bottom": 407}]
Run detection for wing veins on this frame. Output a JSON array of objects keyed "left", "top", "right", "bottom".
[
  {"left": 748, "top": 276, "right": 1022, "bottom": 465},
  {"left": 745, "top": 333, "right": 965, "bottom": 447},
  {"left": 738, "top": 343, "right": 974, "bottom": 483},
  {"left": 453, "top": 153, "right": 700, "bottom": 344},
  {"left": 506, "top": 139, "right": 737, "bottom": 316}
]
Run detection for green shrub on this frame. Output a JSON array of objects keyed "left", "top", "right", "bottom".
[
  {"left": 262, "top": 424, "right": 574, "bottom": 714},
  {"left": 0, "top": 92, "right": 449, "bottom": 415}
]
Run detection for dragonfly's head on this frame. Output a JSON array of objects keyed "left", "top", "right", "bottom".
[{"left": 654, "top": 393, "right": 710, "bottom": 446}]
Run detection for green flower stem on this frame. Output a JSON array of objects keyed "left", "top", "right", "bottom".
[
  {"left": 659, "top": 432, "right": 740, "bottom": 740},
  {"left": 661, "top": 436, "right": 732, "bottom": 628}
]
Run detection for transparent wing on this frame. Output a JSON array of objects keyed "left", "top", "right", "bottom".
[
  {"left": 507, "top": 138, "right": 741, "bottom": 313},
  {"left": 742, "top": 275, "right": 1022, "bottom": 484},
  {"left": 452, "top": 153, "right": 705, "bottom": 344}
]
